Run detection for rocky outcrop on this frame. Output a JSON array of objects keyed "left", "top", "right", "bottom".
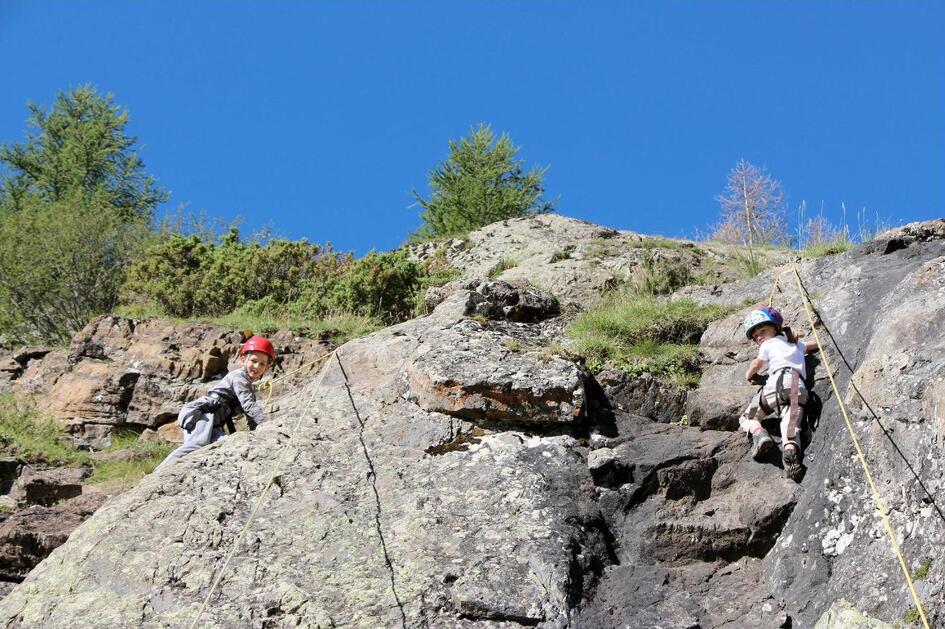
[
  {"left": 595, "top": 369, "right": 688, "bottom": 424},
  {"left": 1, "top": 318, "right": 332, "bottom": 448},
  {"left": 8, "top": 467, "right": 87, "bottom": 508},
  {"left": 408, "top": 214, "right": 794, "bottom": 307},
  {"left": 0, "top": 492, "right": 110, "bottom": 581},
  {"left": 673, "top": 232, "right": 945, "bottom": 627},
  {"left": 0, "top": 283, "right": 605, "bottom": 627},
  {"left": 1, "top": 217, "right": 944, "bottom": 627}
]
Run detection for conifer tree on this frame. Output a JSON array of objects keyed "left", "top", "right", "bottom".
[
  {"left": 0, "top": 86, "right": 167, "bottom": 344},
  {"left": 412, "top": 124, "right": 555, "bottom": 240}
]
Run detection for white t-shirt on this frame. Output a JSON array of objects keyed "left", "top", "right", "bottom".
[{"left": 758, "top": 335, "right": 806, "bottom": 380}]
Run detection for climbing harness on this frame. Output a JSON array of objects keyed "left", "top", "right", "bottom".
[{"left": 781, "top": 260, "right": 931, "bottom": 629}]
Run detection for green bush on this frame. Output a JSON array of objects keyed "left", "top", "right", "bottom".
[
  {"left": 568, "top": 294, "right": 734, "bottom": 385},
  {"left": 322, "top": 249, "right": 424, "bottom": 323},
  {"left": 123, "top": 228, "right": 352, "bottom": 318}
]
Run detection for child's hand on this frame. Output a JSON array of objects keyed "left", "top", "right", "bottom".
[{"left": 748, "top": 373, "right": 768, "bottom": 386}]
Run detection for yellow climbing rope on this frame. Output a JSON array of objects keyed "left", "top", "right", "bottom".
[
  {"left": 188, "top": 349, "right": 336, "bottom": 629},
  {"left": 788, "top": 261, "right": 930, "bottom": 629},
  {"left": 767, "top": 267, "right": 793, "bottom": 307}
]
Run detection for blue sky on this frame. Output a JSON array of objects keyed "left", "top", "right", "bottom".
[{"left": 1, "top": 1, "right": 943, "bottom": 255}]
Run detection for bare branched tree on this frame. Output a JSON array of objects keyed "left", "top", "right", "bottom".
[
  {"left": 712, "top": 160, "right": 789, "bottom": 266},
  {"left": 802, "top": 214, "right": 846, "bottom": 247}
]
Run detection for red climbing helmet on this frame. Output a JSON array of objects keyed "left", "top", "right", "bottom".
[{"left": 240, "top": 336, "right": 276, "bottom": 361}]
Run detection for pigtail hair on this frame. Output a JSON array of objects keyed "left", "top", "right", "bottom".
[{"left": 781, "top": 326, "right": 800, "bottom": 343}]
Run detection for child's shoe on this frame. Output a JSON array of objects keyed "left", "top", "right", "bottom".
[
  {"left": 783, "top": 443, "right": 803, "bottom": 481},
  {"left": 751, "top": 428, "right": 774, "bottom": 461}
]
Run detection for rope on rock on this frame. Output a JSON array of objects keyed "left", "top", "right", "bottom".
[
  {"left": 256, "top": 349, "right": 336, "bottom": 410},
  {"left": 188, "top": 349, "right": 336, "bottom": 629},
  {"left": 767, "top": 267, "right": 793, "bottom": 307},
  {"left": 787, "top": 261, "right": 930, "bottom": 629}
]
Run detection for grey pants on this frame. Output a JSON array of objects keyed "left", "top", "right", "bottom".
[
  {"left": 739, "top": 370, "right": 808, "bottom": 451},
  {"left": 158, "top": 402, "right": 227, "bottom": 467}
]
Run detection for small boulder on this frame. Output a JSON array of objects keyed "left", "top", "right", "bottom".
[{"left": 10, "top": 467, "right": 87, "bottom": 508}]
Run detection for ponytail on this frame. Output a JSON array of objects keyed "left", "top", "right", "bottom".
[{"left": 781, "top": 326, "right": 800, "bottom": 343}]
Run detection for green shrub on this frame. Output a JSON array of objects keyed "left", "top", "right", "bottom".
[
  {"left": 568, "top": 294, "right": 734, "bottom": 385},
  {"left": 123, "top": 228, "right": 351, "bottom": 318},
  {"left": 319, "top": 249, "right": 424, "bottom": 323}
]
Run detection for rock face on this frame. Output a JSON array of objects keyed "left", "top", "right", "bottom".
[
  {"left": 0, "top": 282, "right": 604, "bottom": 627},
  {"left": 674, "top": 233, "right": 945, "bottom": 627},
  {"left": 408, "top": 213, "right": 793, "bottom": 307},
  {"left": 8, "top": 467, "right": 87, "bottom": 508},
  {"left": 1, "top": 218, "right": 944, "bottom": 628}
]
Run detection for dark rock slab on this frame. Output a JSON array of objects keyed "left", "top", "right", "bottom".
[{"left": 10, "top": 467, "right": 87, "bottom": 508}]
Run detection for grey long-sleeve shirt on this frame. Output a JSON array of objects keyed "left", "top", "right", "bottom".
[{"left": 206, "top": 366, "right": 270, "bottom": 429}]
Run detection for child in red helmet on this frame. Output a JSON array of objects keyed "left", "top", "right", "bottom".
[
  {"left": 159, "top": 336, "right": 275, "bottom": 467},
  {"left": 740, "top": 307, "right": 817, "bottom": 480}
]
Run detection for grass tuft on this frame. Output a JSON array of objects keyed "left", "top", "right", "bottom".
[
  {"left": 912, "top": 558, "right": 933, "bottom": 581},
  {"left": 488, "top": 257, "right": 518, "bottom": 279},
  {"left": 87, "top": 445, "right": 172, "bottom": 485},
  {"left": 567, "top": 294, "right": 735, "bottom": 386},
  {"left": 0, "top": 394, "right": 89, "bottom": 466},
  {"left": 802, "top": 238, "right": 854, "bottom": 258}
]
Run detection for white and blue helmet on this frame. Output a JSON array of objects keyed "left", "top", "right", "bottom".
[{"left": 743, "top": 306, "right": 783, "bottom": 339}]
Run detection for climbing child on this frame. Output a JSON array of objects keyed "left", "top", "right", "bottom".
[
  {"left": 159, "top": 336, "right": 275, "bottom": 467},
  {"left": 740, "top": 307, "right": 817, "bottom": 479}
]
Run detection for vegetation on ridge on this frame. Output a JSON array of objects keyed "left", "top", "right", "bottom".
[
  {"left": 0, "top": 87, "right": 892, "bottom": 349},
  {"left": 0, "top": 86, "right": 166, "bottom": 344},
  {"left": 568, "top": 294, "right": 735, "bottom": 386},
  {"left": 410, "top": 123, "right": 555, "bottom": 241}
]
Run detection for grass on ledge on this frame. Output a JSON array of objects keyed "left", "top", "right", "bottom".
[
  {"left": 86, "top": 430, "right": 174, "bottom": 485},
  {"left": 0, "top": 394, "right": 174, "bottom": 488},
  {"left": 802, "top": 238, "right": 854, "bottom": 258},
  {"left": 0, "top": 394, "right": 90, "bottom": 466},
  {"left": 207, "top": 310, "right": 382, "bottom": 345},
  {"left": 567, "top": 293, "right": 736, "bottom": 386}
]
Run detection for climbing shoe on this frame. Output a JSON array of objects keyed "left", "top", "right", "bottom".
[
  {"left": 783, "top": 443, "right": 803, "bottom": 481},
  {"left": 751, "top": 429, "right": 774, "bottom": 461}
]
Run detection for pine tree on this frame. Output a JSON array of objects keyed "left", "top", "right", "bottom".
[
  {"left": 412, "top": 124, "right": 555, "bottom": 240},
  {"left": 0, "top": 86, "right": 167, "bottom": 344}
]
